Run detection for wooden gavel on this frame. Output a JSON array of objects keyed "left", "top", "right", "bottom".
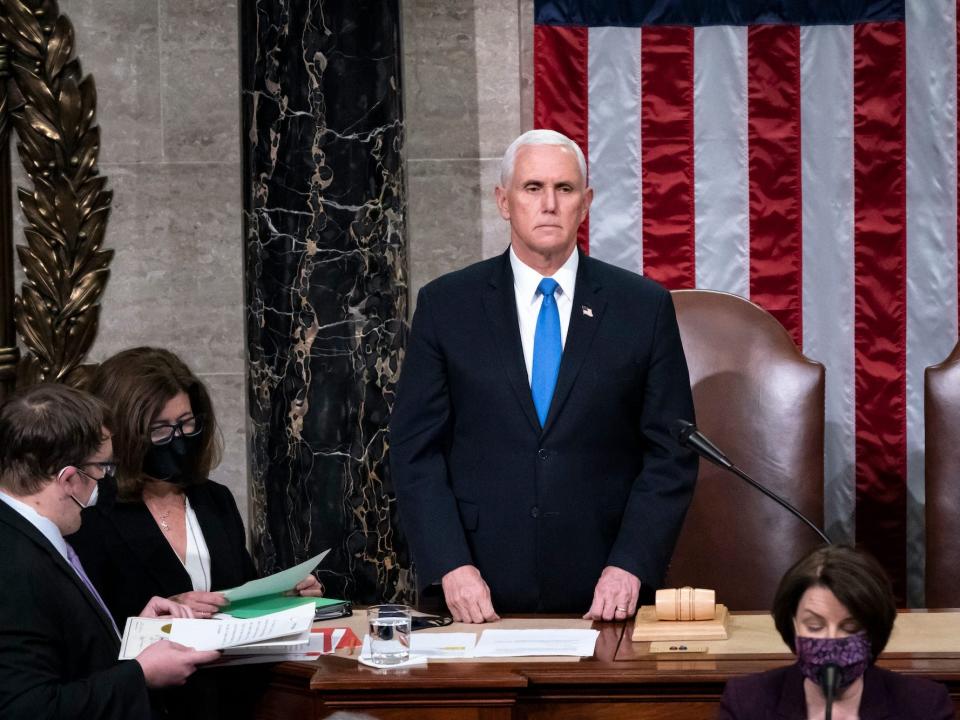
[{"left": 655, "top": 587, "right": 716, "bottom": 621}]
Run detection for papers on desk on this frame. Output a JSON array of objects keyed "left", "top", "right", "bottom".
[
  {"left": 356, "top": 628, "right": 598, "bottom": 666},
  {"left": 222, "top": 626, "right": 363, "bottom": 666},
  {"left": 118, "top": 603, "right": 315, "bottom": 659},
  {"left": 471, "top": 629, "right": 599, "bottom": 658},
  {"left": 412, "top": 633, "right": 477, "bottom": 658}
]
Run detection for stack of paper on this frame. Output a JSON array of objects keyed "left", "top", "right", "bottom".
[
  {"left": 356, "top": 629, "right": 600, "bottom": 667},
  {"left": 118, "top": 602, "right": 316, "bottom": 660}
]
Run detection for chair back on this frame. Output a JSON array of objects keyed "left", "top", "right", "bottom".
[
  {"left": 665, "top": 290, "right": 825, "bottom": 610},
  {"left": 925, "top": 341, "right": 960, "bottom": 608}
]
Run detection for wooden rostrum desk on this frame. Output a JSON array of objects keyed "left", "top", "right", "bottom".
[{"left": 252, "top": 610, "right": 960, "bottom": 719}]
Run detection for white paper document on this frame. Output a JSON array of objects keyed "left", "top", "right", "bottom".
[
  {"left": 471, "top": 629, "right": 599, "bottom": 657},
  {"left": 118, "top": 603, "right": 315, "bottom": 659},
  {"left": 411, "top": 632, "right": 477, "bottom": 659},
  {"left": 221, "top": 628, "right": 349, "bottom": 666},
  {"left": 221, "top": 549, "right": 329, "bottom": 602}
]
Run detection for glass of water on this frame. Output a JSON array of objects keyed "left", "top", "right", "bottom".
[{"left": 367, "top": 604, "right": 411, "bottom": 666}]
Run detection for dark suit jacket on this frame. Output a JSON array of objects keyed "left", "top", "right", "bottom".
[
  {"left": 390, "top": 250, "right": 698, "bottom": 612},
  {"left": 0, "top": 501, "right": 152, "bottom": 720},
  {"left": 69, "top": 479, "right": 256, "bottom": 628},
  {"left": 718, "top": 663, "right": 956, "bottom": 719}
]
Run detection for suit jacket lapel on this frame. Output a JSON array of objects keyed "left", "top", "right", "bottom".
[
  {"left": 542, "top": 252, "right": 606, "bottom": 435},
  {"left": 0, "top": 503, "right": 119, "bottom": 647},
  {"left": 109, "top": 501, "right": 192, "bottom": 593},
  {"left": 482, "top": 251, "right": 542, "bottom": 435}
]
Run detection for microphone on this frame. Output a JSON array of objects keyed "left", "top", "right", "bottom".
[
  {"left": 673, "top": 420, "right": 831, "bottom": 545},
  {"left": 820, "top": 664, "right": 838, "bottom": 720}
]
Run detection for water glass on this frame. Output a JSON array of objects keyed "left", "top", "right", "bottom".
[{"left": 367, "top": 604, "right": 411, "bottom": 666}]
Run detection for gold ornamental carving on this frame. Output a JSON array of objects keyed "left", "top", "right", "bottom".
[{"left": 0, "top": 0, "right": 112, "bottom": 391}]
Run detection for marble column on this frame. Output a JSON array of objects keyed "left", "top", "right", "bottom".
[{"left": 240, "top": 0, "right": 411, "bottom": 603}]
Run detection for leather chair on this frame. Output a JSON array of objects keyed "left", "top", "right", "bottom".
[
  {"left": 664, "top": 290, "right": 826, "bottom": 610},
  {"left": 925, "top": 341, "right": 960, "bottom": 608}
]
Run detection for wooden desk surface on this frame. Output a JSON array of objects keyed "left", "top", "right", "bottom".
[{"left": 253, "top": 609, "right": 960, "bottom": 720}]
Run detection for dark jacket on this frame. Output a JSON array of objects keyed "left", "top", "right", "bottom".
[
  {"left": 390, "top": 249, "right": 698, "bottom": 612},
  {"left": 718, "top": 663, "right": 956, "bottom": 719},
  {"left": 68, "top": 479, "right": 261, "bottom": 720},
  {"left": 0, "top": 501, "right": 153, "bottom": 719},
  {"left": 69, "top": 479, "right": 257, "bottom": 628}
]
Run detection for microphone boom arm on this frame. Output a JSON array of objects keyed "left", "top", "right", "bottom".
[
  {"left": 674, "top": 419, "right": 831, "bottom": 545},
  {"left": 727, "top": 464, "right": 831, "bottom": 546}
]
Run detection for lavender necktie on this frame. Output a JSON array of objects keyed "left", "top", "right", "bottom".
[{"left": 65, "top": 542, "right": 120, "bottom": 636}]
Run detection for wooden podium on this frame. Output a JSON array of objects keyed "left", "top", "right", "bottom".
[{"left": 249, "top": 609, "right": 960, "bottom": 720}]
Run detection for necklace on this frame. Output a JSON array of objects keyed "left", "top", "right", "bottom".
[{"left": 149, "top": 495, "right": 185, "bottom": 533}]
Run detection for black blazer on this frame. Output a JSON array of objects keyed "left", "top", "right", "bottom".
[
  {"left": 0, "top": 501, "right": 152, "bottom": 719},
  {"left": 69, "top": 479, "right": 256, "bottom": 628},
  {"left": 718, "top": 663, "right": 956, "bottom": 719},
  {"left": 390, "top": 250, "right": 698, "bottom": 612}
]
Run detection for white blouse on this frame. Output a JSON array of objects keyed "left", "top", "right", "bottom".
[{"left": 181, "top": 497, "right": 212, "bottom": 592}]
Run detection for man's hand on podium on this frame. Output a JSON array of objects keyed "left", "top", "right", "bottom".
[
  {"left": 442, "top": 564, "right": 501, "bottom": 623},
  {"left": 583, "top": 566, "right": 640, "bottom": 621}
]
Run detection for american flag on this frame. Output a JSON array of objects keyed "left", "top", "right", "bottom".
[{"left": 533, "top": 0, "right": 958, "bottom": 603}]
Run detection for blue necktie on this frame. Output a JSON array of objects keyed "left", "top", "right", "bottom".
[{"left": 531, "top": 278, "right": 561, "bottom": 427}]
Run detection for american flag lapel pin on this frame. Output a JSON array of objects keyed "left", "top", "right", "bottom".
[{"left": 581, "top": 305, "right": 593, "bottom": 318}]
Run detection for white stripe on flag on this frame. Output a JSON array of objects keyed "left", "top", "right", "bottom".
[
  {"left": 905, "top": 0, "right": 958, "bottom": 606},
  {"left": 588, "top": 26, "right": 643, "bottom": 274},
  {"left": 799, "top": 25, "right": 856, "bottom": 546},
  {"left": 693, "top": 25, "right": 749, "bottom": 296}
]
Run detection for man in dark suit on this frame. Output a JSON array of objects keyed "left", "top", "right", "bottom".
[
  {"left": 390, "top": 129, "right": 698, "bottom": 623},
  {"left": 0, "top": 383, "right": 218, "bottom": 719}
]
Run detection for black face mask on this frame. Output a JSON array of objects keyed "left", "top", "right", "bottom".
[{"left": 142, "top": 435, "right": 201, "bottom": 485}]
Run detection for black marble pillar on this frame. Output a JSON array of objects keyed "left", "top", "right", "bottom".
[{"left": 240, "top": 0, "right": 411, "bottom": 603}]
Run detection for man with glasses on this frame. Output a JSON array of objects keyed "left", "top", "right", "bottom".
[{"left": 0, "top": 383, "right": 219, "bottom": 720}]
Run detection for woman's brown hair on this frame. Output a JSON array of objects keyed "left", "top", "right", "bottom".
[
  {"left": 771, "top": 544, "right": 897, "bottom": 660},
  {"left": 90, "top": 347, "right": 221, "bottom": 501}
]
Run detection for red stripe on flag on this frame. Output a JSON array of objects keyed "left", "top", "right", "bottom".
[
  {"left": 747, "top": 25, "right": 803, "bottom": 346},
  {"left": 534, "top": 24, "right": 590, "bottom": 254},
  {"left": 852, "top": 21, "right": 907, "bottom": 601},
  {"left": 639, "top": 26, "right": 695, "bottom": 289}
]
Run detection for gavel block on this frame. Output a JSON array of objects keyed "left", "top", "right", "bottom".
[{"left": 631, "top": 587, "right": 729, "bottom": 642}]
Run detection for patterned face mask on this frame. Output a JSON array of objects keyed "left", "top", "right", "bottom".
[{"left": 795, "top": 633, "right": 872, "bottom": 691}]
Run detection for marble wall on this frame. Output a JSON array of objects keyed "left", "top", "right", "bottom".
[
  {"left": 241, "top": 0, "right": 410, "bottom": 602},
  {"left": 402, "top": 0, "right": 532, "bottom": 301},
  {"left": 16, "top": 0, "right": 250, "bottom": 512}
]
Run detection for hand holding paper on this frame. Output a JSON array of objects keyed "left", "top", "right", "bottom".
[{"left": 119, "top": 603, "right": 316, "bottom": 659}]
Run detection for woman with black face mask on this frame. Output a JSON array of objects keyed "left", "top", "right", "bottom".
[
  {"left": 717, "top": 546, "right": 953, "bottom": 720},
  {"left": 67, "top": 347, "right": 324, "bottom": 719}
]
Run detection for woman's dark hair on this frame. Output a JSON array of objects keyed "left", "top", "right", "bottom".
[
  {"left": 772, "top": 544, "right": 896, "bottom": 660},
  {"left": 0, "top": 383, "right": 111, "bottom": 495},
  {"left": 90, "top": 347, "right": 221, "bottom": 501}
]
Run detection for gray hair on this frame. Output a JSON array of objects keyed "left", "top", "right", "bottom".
[{"left": 499, "top": 129, "right": 588, "bottom": 186}]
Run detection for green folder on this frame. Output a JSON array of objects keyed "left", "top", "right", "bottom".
[{"left": 224, "top": 594, "right": 348, "bottom": 619}]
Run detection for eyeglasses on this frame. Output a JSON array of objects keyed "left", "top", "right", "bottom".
[
  {"left": 73, "top": 462, "right": 116, "bottom": 481},
  {"left": 149, "top": 415, "right": 203, "bottom": 445}
]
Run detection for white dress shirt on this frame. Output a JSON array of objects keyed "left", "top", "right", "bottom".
[
  {"left": 181, "top": 497, "right": 212, "bottom": 592},
  {"left": 510, "top": 244, "right": 579, "bottom": 383},
  {"left": 0, "top": 490, "right": 72, "bottom": 561}
]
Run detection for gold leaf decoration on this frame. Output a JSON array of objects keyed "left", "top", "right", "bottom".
[{"left": 1, "top": 0, "right": 113, "bottom": 387}]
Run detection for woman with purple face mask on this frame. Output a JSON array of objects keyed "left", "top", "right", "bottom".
[{"left": 718, "top": 546, "right": 955, "bottom": 720}]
